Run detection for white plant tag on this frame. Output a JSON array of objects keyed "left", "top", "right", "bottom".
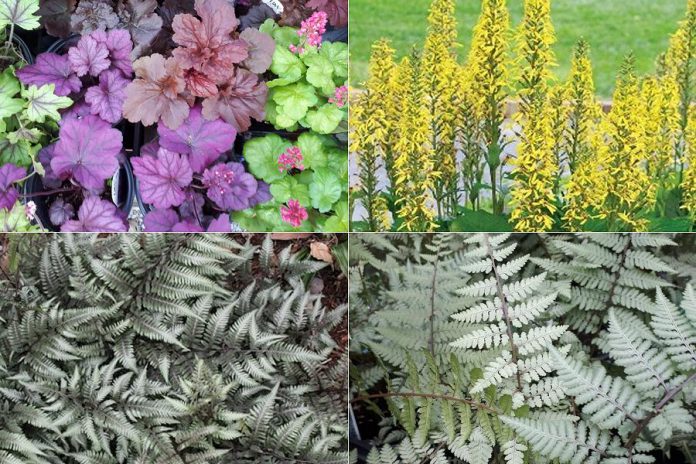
[{"left": 262, "top": 0, "right": 284, "bottom": 14}]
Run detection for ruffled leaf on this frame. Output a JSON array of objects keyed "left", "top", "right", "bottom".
[
  {"left": 16, "top": 53, "right": 82, "bottom": 97},
  {"left": 21, "top": 84, "right": 73, "bottom": 123},
  {"left": 0, "top": 0, "right": 41, "bottom": 30},
  {"left": 0, "top": 163, "right": 26, "bottom": 210},
  {"left": 131, "top": 147, "right": 193, "bottom": 208},
  {"left": 123, "top": 53, "right": 190, "bottom": 128},
  {"left": 115, "top": 0, "right": 163, "bottom": 58},
  {"left": 157, "top": 105, "right": 236, "bottom": 173},
  {"left": 240, "top": 27, "right": 275, "bottom": 74},
  {"left": 61, "top": 196, "right": 128, "bottom": 232},
  {"left": 84, "top": 69, "right": 129, "bottom": 123},
  {"left": 51, "top": 115, "right": 122, "bottom": 190},
  {"left": 38, "top": 0, "right": 76, "bottom": 38},
  {"left": 201, "top": 69, "right": 267, "bottom": 132},
  {"left": 68, "top": 34, "right": 111, "bottom": 77}
]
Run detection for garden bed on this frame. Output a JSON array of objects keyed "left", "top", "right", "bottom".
[{"left": 0, "top": 0, "right": 348, "bottom": 232}]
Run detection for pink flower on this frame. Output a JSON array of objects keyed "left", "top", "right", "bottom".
[
  {"left": 25, "top": 201, "right": 36, "bottom": 221},
  {"left": 329, "top": 85, "right": 348, "bottom": 107},
  {"left": 289, "top": 11, "right": 328, "bottom": 54},
  {"left": 278, "top": 146, "right": 305, "bottom": 172},
  {"left": 280, "top": 199, "right": 308, "bottom": 227}
]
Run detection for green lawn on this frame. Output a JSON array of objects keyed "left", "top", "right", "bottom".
[{"left": 349, "top": 0, "right": 688, "bottom": 98}]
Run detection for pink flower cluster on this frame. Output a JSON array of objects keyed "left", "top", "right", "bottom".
[
  {"left": 290, "top": 11, "right": 328, "bottom": 54},
  {"left": 278, "top": 146, "right": 305, "bottom": 172},
  {"left": 329, "top": 85, "right": 348, "bottom": 107},
  {"left": 281, "top": 199, "right": 308, "bottom": 227},
  {"left": 202, "top": 164, "right": 236, "bottom": 196}
]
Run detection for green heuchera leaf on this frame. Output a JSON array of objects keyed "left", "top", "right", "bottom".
[
  {"left": 305, "top": 104, "right": 344, "bottom": 134},
  {"left": 321, "top": 197, "right": 348, "bottom": 232},
  {"left": 0, "top": 201, "right": 37, "bottom": 232},
  {"left": 22, "top": 84, "right": 72, "bottom": 123},
  {"left": 268, "top": 47, "right": 305, "bottom": 87},
  {"left": 320, "top": 42, "right": 349, "bottom": 80},
  {"left": 327, "top": 147, "right": 348, "bottom": 192},
  {"left": 0, "top": 68, "right": 20, "bottom": 98},
  {"left": 270, "top": 176, "right": 310, "bottom": 206},
  {"left": 0, "top": 0, "right": 40, "bottom": 30},
  {"left": 7, "top": 127, "right": 40, "bottom": 143},
  {"left": 297, "top": 132, "right": 331, "bottom": 170},
  {"left": 0, "top": 93, "right": 24, "bottom": 119},
  {"left": 303, "top": 52, "right": 335, "bottom": 94},
  {"left": 244, "top": 134, "right": 292, "bottom": 184},
  {"left": 270, "top": 25, "right": 300, "bottom": 49},
  {"left": 309, "top": 168, "right": 341, "bottom": 213},
  {"left": 272, "top": 83, "right": 318, "bottom": 121},
  {"left": 0, "top": 135, "right": 34, "bottom": 166}
]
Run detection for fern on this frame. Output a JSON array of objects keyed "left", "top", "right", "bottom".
[{"left": 0, "top": 234, "right": 348, "bottom": 464}]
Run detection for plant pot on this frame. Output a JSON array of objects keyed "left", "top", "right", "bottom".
[
  {"left": 322, "top": 26, "right": 348, "bottom": 43},
  {"left": 12, "top": 34, "right": 34, "bottom": 65},
  {"left": 23, "top": 158, "right": 135, "bottom": 231}
]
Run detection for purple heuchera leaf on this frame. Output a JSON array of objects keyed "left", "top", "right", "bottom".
[
  {"left": 171, "top": 219, "right": 204, "bottom": 232},
  {"left": 0, "top": 164, "right": 26, "bottom": 210},
  {"left": 61, "top": 196, "right": 128, "bottom": 232},
  {"left": 52, "top": 115, "right": 123, "bottom": 191},
  {"left": 132, "top": 147, "right": 193, "bottom": 208},
  {"left": 85, "top": 69, "right": 130, "bottom": 123},
  {"left": 143, "top": 208, "right": 179, "bottom": 231},
  {"left": 249, "top": 180, "right": 271, "bottom": 207},
  {"left": 16, "top": 53, "right": 82, "bottom": 97},
  {"left": 48, "top": 198, "right": 75, "bottom": 226},
  {"left": 206, "top": 214, "right": 230, "bottom": 232},
  {"left": 158, "top": 105, "right": 237, "bottom": 173},
  {"left": 140, "top": 140, "right": 160, "bottom": 158},
  {"left": 38, "top": 144, "right": 62, "bottom": 189},
  {"left": 68, "top": 34, "right": 111, "bottom": 77},
  {"left": 202, "top": 161, "right": 258, "bottom": 211},
  {"left": 59, "top": 101, "right": 93, "bottom": 126},
  {"left": 92, "top": 29, "right": 134, "bottom": 76},
  {"left": 178, "top": 190, "right": 204, "bottom": 220}
]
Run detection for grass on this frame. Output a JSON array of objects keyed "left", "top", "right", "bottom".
[{"left": 349, "top": 0, "right": 688, "bottom": 98}]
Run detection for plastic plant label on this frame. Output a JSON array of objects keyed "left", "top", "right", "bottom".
[{"left": 262, "top": 0, "right": 284, "bottom": 14}]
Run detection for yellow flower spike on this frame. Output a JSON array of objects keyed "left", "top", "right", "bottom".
[
  {"left": 510, "top": 0, "right": 557, "bottom": 232},
  {"left": 351, "top": 40, "right": 397, "bottom": 231},
  {"left": 393, "top": 54, "right": 438, "bottom": 232},
  {"left": 682, "top": 112, "right": 696, "bottom": 221},
  {"left": 466, "top": 0, "right": 512, "bottom": 213},
  {"left": 564, "top": 39, "right": 603, "bottom": 172},
  {"left": 598, "top": 55, "right": 656, "bottom": 232},
  {"left": 563, "top": 128, "right": 610, "bottom": 231},
  {"left": 421, "top": 0, "right": 460, "bottom": 218},
  {"left": 641, "top": 75, "right": 680, "bottom": 181}
]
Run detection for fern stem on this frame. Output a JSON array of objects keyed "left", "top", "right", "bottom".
[
  {"left": 351, "top": 391, "right": 501, "bottom": 415},
  {"left": 625, "top": 372, "right": 696, "bottom": 462},
  {"left": 483, "top": 234, "right": 523, "bottom": 392},
  {"left": 427, "top": 245, "right": 440, "bottom": 357}
]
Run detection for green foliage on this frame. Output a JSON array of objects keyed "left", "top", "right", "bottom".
[
  {"left": 239, "top": 133, "right": 348, "bottom": 232},
  {"left": 350, "top": 233, "right": 696, "bottom": 464},
  {"left": 0, "top": 234, "right": 348, "bottom": 464},
  {"left": 262, "top": 19, "right": 348, "bottom": 134}
]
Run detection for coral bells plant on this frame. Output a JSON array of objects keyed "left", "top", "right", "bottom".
[
  {"left": 262, "top": 15, "right": 348, "bottom": 134},
  {"left": 235, "top": 132, "right": 348, "bottom": 231},
  {"left": 131, "top": 105, "right": 271, "bottom": 232},
  {"left": 123, "top": 0, "right": 274, "bottom": 132}
]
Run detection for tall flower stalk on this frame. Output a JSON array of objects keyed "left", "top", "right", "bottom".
[
  {"left": 393, "top": 53, "right": 438, "bottom": 231},
  {"left": 465, "top": 0, "right": 511, "bottom": 214},
  {"left": 421, "top": 0, "right": 460, "bottom": 219},
  {"left": 599, "top": 55, "right": 655, "bottom": 231},
  {"left": 509, "top": 0, "right": 557, "bottom": 232},
  {"left": 351, "top": 40, "right": 396, "bottom": 231}
]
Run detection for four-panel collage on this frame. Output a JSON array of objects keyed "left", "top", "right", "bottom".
[{"left": 1, "top": 0, "right": 695, "bottom": 463}]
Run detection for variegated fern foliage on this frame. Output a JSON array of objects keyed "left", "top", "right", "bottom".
[
  {"left": 0, "top": 234, "right": 348, "bottom": 464},
  {"left": 350, "top": 233, "right": 696, "bottom": 464}
]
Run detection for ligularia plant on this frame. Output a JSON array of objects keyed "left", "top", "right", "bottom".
[
  {"left": 351, "top": 0, "right": 696, "bottom": 232},
  {"left": 350, "top": 233, "right": 696, "bottom": 464}
]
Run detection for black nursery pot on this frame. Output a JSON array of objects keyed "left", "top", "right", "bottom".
[
  {"left": 13, "top": 34, "right": 34, "bottom": 64},
  {"left": 23, "top": 159, "right": 135, "bottom": 232}
]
